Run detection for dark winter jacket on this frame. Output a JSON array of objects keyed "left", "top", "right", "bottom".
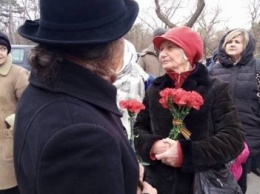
[
  {"left": 14, "top": 61, "right": 139, "bottom": 194},
  {"left": 208, "top": 31, "right": 260, "bottom": 158},
  {"left": 134, "top": 63, "right": 244, "bottom": 194}
]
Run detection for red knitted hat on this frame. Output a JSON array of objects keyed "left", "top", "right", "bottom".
[{"left": 153, "top": 26, "right": 203, "bottom": 65}]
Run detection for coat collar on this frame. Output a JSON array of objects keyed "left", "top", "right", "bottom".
[
  {"left": 0, "top": 54, "right": 12, "bottom": 76},
  {"left": 152, "top": 63, "right": 211, "bottom": 90},
  {"left": 29, "top": 61, "right": 121, "bottom": 115}
]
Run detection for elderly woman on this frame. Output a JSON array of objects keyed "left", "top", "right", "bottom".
[
  {"left": 0, "top": 32, "right": 29, "bottom": 194},
  {"left": 13, "top": 0, "right": 157, "bottom": 194},
  {"left": 134, "top": 26, "right": 244, "bottom": 194},
  {"left": 209, "top": 29, "right": 260, "bottom": 193}
]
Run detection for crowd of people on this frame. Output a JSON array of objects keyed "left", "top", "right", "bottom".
[{"left": 0, "top": 0, "right": 260, "bottom": 194}]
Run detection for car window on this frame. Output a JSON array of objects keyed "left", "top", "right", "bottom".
[
  {"left": 11, "top": 45, "right": 34, "bottom": 70},
  {"left": 11, "top": 48, "right": 25, "bottom": 64}
]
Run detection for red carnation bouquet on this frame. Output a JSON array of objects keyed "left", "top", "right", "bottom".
[
  {"left": 159, "top": 88, "right": 204, "bottom": 140},
  {"left": 119, "top": 99, "right": 145, "bottom": 149}
]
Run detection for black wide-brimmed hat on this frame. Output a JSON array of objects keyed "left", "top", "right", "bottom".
[{"left": 18, "top": 0, "right": 139, "bottom": 45}]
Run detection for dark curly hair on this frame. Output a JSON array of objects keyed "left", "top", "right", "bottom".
[{"left": 29, "top": 39, "right": 122, "bottom": 84}]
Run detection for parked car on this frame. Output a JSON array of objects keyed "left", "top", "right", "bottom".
[{"left": 11, "top": 45, "right": 35, "bottom": 70}]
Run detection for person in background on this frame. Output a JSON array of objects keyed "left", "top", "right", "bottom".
[
  {"left": 13, "top": 0, "right": 156, "bottom": 194},
  {"left": 138, "top": 28, "right": 167, "bottom": 77},
  {"left": 114, "top": 39, "right": 149, "bottom": 138},
  {"left": 0, "top": 32, "right": 29, "bottom": 194},
  {"left": 134, "top": 26, "right": 244, "bottom": 194},
  {"left": 208, "top": 28, "right": 260, "bottom": 193}
]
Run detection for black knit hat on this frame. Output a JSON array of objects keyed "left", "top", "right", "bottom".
[
  {"left": 0, "top": 32, "right": 11, "bottom": 54},
  {"left": 18, "top": 0, "right": 139, "bottom": 45}
]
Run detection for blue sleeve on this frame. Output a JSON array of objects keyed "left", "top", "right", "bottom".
[{"left": 144, "top": 74, "right": 155, "bottom": 90}]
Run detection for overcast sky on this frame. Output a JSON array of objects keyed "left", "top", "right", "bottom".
[{"left": 135, "top": 0, "right": 251, "bottom": 29}]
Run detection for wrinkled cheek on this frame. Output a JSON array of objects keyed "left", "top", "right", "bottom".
[{"left": 162, "top": 62, "right": 175, "bottom": 71}]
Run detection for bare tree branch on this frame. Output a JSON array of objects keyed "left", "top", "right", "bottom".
[
  {"left": 137, "top": 16, "right": 155, "bottom": 29},
  {"left": 154, "top": 0, "right": 205, "bottom": 28},
  {"left": 197, "top": 5, "right": 223, "bottom": 57},
  {"left": 247, "top": 0, "right": 260, "bottom": 56},
  {"left": 185, "top": 0, "right": 205, "bottom": 27},
  {"left": 154, "top": 0, "right": 176, "bottom": 28}
]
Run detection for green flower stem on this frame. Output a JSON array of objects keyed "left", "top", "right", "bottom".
[
  {"left": 168, "top": 99, "right": 191, "bottom": 140},
  {"left": 128, "top": 115, "right": 135, "bottom": 151},
  {"left": 169, "top": 120, "right": 184, "bottom": 140},
  {"left": 128, "top": 111, "right": 150, "bottom": 166}
]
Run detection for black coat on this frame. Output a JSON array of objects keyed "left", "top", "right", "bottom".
[
  {"left": 134, "top": 63, "right": 244, "bottom": 194},
  {"left": 208, "top": 31, "right": 260, "bottom": 158},
  {"left": 14, "top": 61, "right": 139, "bottom": 194}
]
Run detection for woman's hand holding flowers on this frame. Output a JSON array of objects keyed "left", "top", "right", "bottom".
[
  {"left": 155, "top": 138, "right": 182, "bottom": 167},
  {"left": 151, "top": 140, "right": 171, "bottom": 155}
]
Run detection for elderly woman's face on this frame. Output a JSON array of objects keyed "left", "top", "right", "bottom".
[
  {"left": 224, "top": 35, "right": 244, "bottom": 60},
  {"left": 158, "top": 41, "right": 189, "bottom": 73}
]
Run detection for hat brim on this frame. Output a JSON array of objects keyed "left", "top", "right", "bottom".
[
  {"left": 18, "top": 0, "right": 138, "bottom": 45},
  {"left": 153, "top": 36, "right": 183, "bottom": 51}
]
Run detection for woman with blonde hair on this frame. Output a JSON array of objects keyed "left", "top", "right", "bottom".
[{"left": 209, "top": 28, "right": 260, "bottom": 193}]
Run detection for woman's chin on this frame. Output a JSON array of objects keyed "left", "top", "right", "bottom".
[
  {"left": 162, "top": 65, "right": 173, "bottom": 71},
  {"left": 163, "top": 66, "right": 177, "bottom": 72}
]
